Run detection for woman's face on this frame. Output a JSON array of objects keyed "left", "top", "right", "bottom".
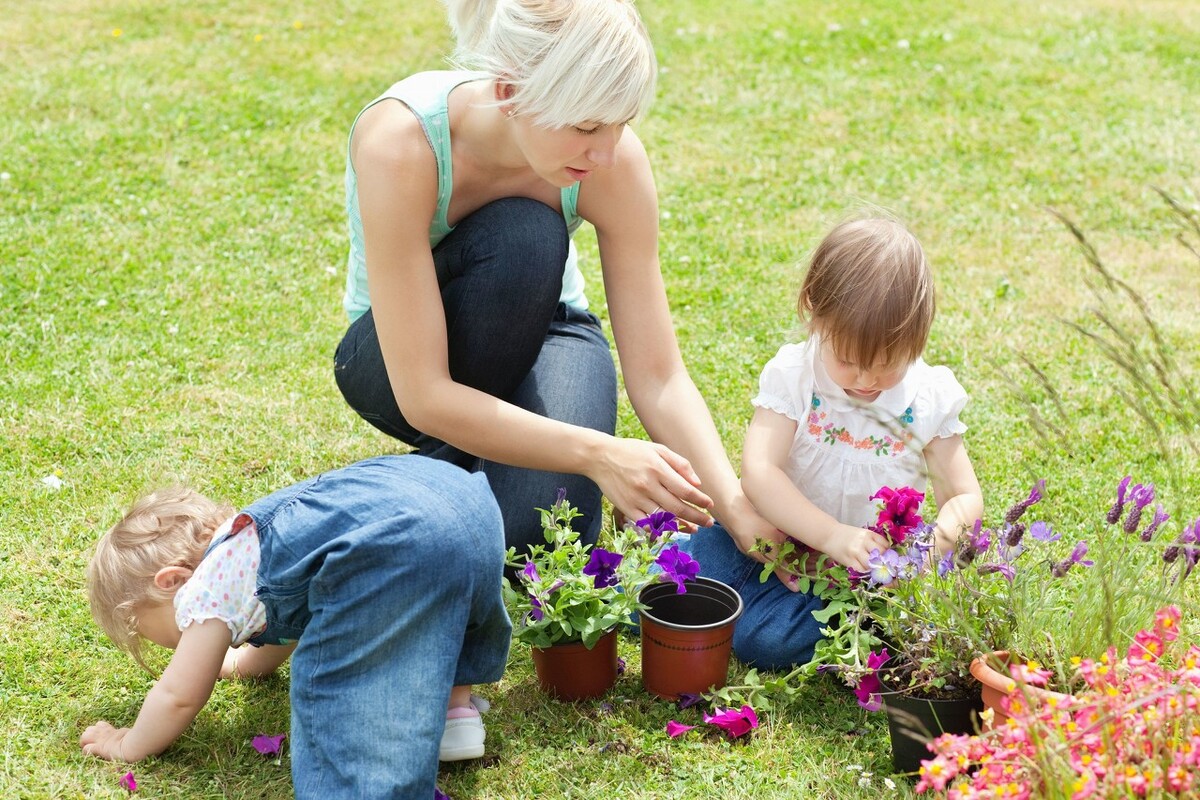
[
  {"left": 820, "top": 339, "right": 910, "bottom": 403},
  {"left": 514, "top": 118, "right": 627, "bottom": 187}
]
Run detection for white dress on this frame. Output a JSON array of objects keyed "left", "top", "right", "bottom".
[{"left": 751, "top": 336, "right": 968, "bottom": 529}]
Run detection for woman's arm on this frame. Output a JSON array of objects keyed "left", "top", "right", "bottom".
[
  {"left": 220, "top": 642, "right": 296, "bottom": 680},
  {"left": 353, "top": 104, "right": 713, "bottom": 526},
  {"left": 582, "top": 131, "right": 788, "bottom": 549},
  {"left": 80, "top": 619, "right": 229, "bottom": 762},
  {"left": 741, "top": 407, "right": 890, "bottom": 572},
  {"left": 923, "top": 434, "right": 983, "bottom": 553}
]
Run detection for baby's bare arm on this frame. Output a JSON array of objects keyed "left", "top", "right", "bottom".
[
  {"left": 80, "top": 619, "right": 229, "bottom": 762},
  {"left": 221, "top": 642, "right": 296, "bottom": 679}
]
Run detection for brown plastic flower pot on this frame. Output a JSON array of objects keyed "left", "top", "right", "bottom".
[
  {"left": 530, "top": 629, "right": 618, "bottom": 701},
  {"left": 969, "top": 650, "right": 1072, "bottom": 730},
  {"left": 638, "top": 576, "right": 743, "bottom": 700}
]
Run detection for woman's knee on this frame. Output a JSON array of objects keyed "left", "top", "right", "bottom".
[{"left": 440, "top": 198, "right": 569, "bottom": 297}]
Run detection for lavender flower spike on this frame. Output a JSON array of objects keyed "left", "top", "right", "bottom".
[
  {"left": 1004, "top": 478, "right": 1045, "bottom": 524},
  {"left": 1122, "top": 483, "right": 1156, "bottom": 535},
  {"left": 1051, "top": 541, "right": 1095, "bottom": 578},
  {"left": 1105, "top": 475, "right": 1132, "bottom": 525},
  {"left": 1140, "top": 504, "right": 1170, "bottom": 543}
]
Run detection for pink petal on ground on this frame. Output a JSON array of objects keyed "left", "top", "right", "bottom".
[
  {"left": 119, "top": 771, "right": 137, "bottom": 792},
  {"left": 666, "top": 720, "right": 697, "bottom": 738},
  {"left": 252, "top": 733, "right": 286, "bottom": 756}
]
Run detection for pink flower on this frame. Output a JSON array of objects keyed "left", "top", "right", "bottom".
[
  {"left": 870, "top": 486, "right": 925, "bottom": 543},
  {"left": 1154, "top": 605, "right": 1181, "bottom": 642},
  {"left": 702, "top": 705, "right": 759, "bottom": 738},
  {"left": 854, "top": 648, "right": 890, "bottom": 711},
  {"left": 119, "top": 771, "right": 137, "bottom": 792},
  {"left": 665, "top": 720, "right": 696, "bottom": 738},
  {"left": 251, "top": 733, "right": 286, "bottom": 756},
  {"left": 1008, "top": 661, "right": 1052, "bottom": 687}
]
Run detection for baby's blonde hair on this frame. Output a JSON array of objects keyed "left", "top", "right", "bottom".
[
  {"left": 445, "top": 0, "right": 657, "bottom": 128},
  {"left": 799, "top": 214, "right": 935, "bottom": 369},
  {"left": 87, "top": 487, "right": 231, "bottom": 669}
]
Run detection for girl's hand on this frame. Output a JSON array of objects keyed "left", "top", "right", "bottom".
[
  {"left": 80, "top": 721, "right": 132, "bottom": 762},
  {"left": 590, "top": 438, "right": 714, "bottom": 529},
  {"left": 827, "top": 524, "right": 891, "bottom": 573}
]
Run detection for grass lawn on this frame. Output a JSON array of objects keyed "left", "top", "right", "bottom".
[{"left": 2, "top": 0, "right": 1198, "bottom": 797}]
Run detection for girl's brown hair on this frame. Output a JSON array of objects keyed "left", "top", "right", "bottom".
[{"left": 798, "top": 215, "right": 935, "bottom": 368}]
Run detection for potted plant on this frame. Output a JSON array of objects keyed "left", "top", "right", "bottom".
[
  {"left": 753, "top": 481, "right": 1064, "bottom": 773},
  {"left": 916, "top": 605, "right": 1200, "bottom": 798},
  {"left": 503, "top": 491, "right": 701, "bottom": 701},
  {"left": 970, "top": 474, "right": 1200, "bottom": 727}
]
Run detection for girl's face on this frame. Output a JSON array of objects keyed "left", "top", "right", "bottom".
[
  {"left": 514, "top": 117, "right": 627, "bottom": 187},
  {"left": 820, "top": 339, "right": 910, "bottom": 403},
  {"left": 135, "top": 601, "right": 182, "bottom": 650}
]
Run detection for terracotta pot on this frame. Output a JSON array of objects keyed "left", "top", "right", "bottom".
[
  {"left": 638, "top": 576, "right": 743, "bottom": 700},
  {"left": 883, "top": 687, "right": 983, "bottom": 775},
  {"left": 530, "top": 629, "right": 618, "bottom": 701},
  {"left": 970, "top": 650, "right": 1072, "bottom": 730}
]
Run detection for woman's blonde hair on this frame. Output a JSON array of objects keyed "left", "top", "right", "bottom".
[
  {"left": 87, "top": 487, "right": 231, "bottom": 669},
  {"left": 798, "top": 215, "right": 935, "bottom": 369},
  {"left": 445, "top": 0, "right": 657, "bottom": 128}
]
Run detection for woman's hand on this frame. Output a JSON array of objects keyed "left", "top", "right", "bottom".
[
  {"left": 589, "top": 438, "right": 714, "bottom": 529},
  {"left": 80, "top": 721, "right": 132, "bottom": 762}
]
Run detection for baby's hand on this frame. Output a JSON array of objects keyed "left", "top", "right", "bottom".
[
  {"left": 80, "top": 720, "right": 131, "bottom": 761},
  {"left": 829, "top": 524, "right": 891, "bottom": 573}
]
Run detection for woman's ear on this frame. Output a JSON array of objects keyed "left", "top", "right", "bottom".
[
  {"left": 494, "top": 78, "right": 517, "bottom": 115},
  {"left": 153, "top": 565, "right": 194, "bottom": 592}
]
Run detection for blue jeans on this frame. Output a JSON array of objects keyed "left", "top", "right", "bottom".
[
  {"left": 684, "top": 523, "right": 827, "bottom": 670},
  {"left": 334, "top": 198, "right": 617, "bottom": 552},
  {"left": 243, "top": 455, "right": 511, "bottom": 799}
]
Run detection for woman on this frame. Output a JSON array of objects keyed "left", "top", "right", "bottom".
[{"left": 334, "top": 0, "right": 783, "bottom": 565}]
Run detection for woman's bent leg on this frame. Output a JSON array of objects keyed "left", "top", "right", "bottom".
[
  {"left": 284, "top": 458, "right": 510, "bottom": 799},
  {"left": 483, "top": 306, "right": 617, "bottom": 553},
  {"left": 333, "top": 197, "right": 568, "bottom": 462}
]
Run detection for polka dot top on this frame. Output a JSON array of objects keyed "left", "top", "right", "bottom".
[{"left": 173, "top": 517, "right": 268, "bottom": 646}]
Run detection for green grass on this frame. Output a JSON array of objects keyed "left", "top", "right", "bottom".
[{"left": 3, "top": 0, "right": 1199, "bottom": 797}]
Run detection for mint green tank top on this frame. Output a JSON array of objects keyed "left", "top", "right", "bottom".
[{"left": 342, "top": 70, "right": 586, "bottom": 322}]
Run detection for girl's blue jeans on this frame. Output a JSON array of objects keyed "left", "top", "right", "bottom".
[
  {"left": 334, "top": 198, "right": 617, "bottom": 552},
  {"left": 242, "top": 455, "right": 511, "bottom": 799},
  {"left": 684, "top": 523, "right": 827, "bottom": 670}
]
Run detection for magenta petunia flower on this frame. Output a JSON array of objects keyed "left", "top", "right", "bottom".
[
  {"left": 582, "top": 547, "right": 623, "bottom": 589},
  {"left": 656, "top": 545, "right": 700, "bottom": 594},
  {"left": 666, "top": 720, "right": 697, "bottom": 738},
  {"left": 119, "top": 771, "right": 137, "bottom": 792},
  {"left": 703, "top": 705, "right": 759, "bottom": 738},
  {"left": 854, "top": 649, "right": 891, "bottom": 711},
  {"left": 870, "top": 486, "right": 925, "bottom": 542},
  {"left": 251, "top": 733, "right": 286, "bottom": 757}
]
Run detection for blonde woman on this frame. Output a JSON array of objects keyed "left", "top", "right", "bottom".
[{"left": 334, "top": 0, "right": 781, "bottom": 561}]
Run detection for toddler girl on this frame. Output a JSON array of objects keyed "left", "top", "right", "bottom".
[
  {"left": 687, "top": 215, "right": 983, "bottom": 670},
  {"left": 80, "top": 455, "right": 511, "bottom": 799}
]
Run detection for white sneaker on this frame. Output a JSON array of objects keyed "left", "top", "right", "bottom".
[{"left": 439, "top": 711, "right": 485, "bottom": 761}]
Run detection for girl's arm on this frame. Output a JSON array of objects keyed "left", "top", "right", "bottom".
[
  {"left": 352, "top": 103, "right": 713, "bottom": 528},
  {"left": 581, "top": 130, "right": 789, "bottom": 551},
  {"left": 741, "top": 407, "right": 890, "bottom": 572},
  {"left": 923, "top": 434, "right": 984, "bottom": 553},
  {"left": 220, "top": 642, "right": 296, "bottom": 680},
  {"left": 80, "top": 619, "right": 229, "bottom": 762}
]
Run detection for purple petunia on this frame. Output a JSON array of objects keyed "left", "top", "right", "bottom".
[
  {"left": 522, "top": 561, "right": 540, "bottom": 583},
  {"left": 252, "top": 733, "right": 286, "bottom": 757},
  {"left": 866, "top": 548, "right": 904, "bottom": 586},
  {"left": 636, "top": 510, "right": 680, "bottom": 542},
  {"left": 434, "top": 787, "right": 453, "bottom": 800},
  {"left": 677, "top": 692, "right": 703, "bottom": 709},
  {"left": 582, "top": 547, "right": 623, "bottom": 589},
  {"left": 656, "top": 545, "right": 700, "bottom": 594}
]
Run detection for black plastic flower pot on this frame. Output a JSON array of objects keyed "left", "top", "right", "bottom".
[
  {"left": 883, "top": 688, "right": 982, "bottom": 776},
  {"left": 638, "top": 576, "right": 743, "bottom": 700}
]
